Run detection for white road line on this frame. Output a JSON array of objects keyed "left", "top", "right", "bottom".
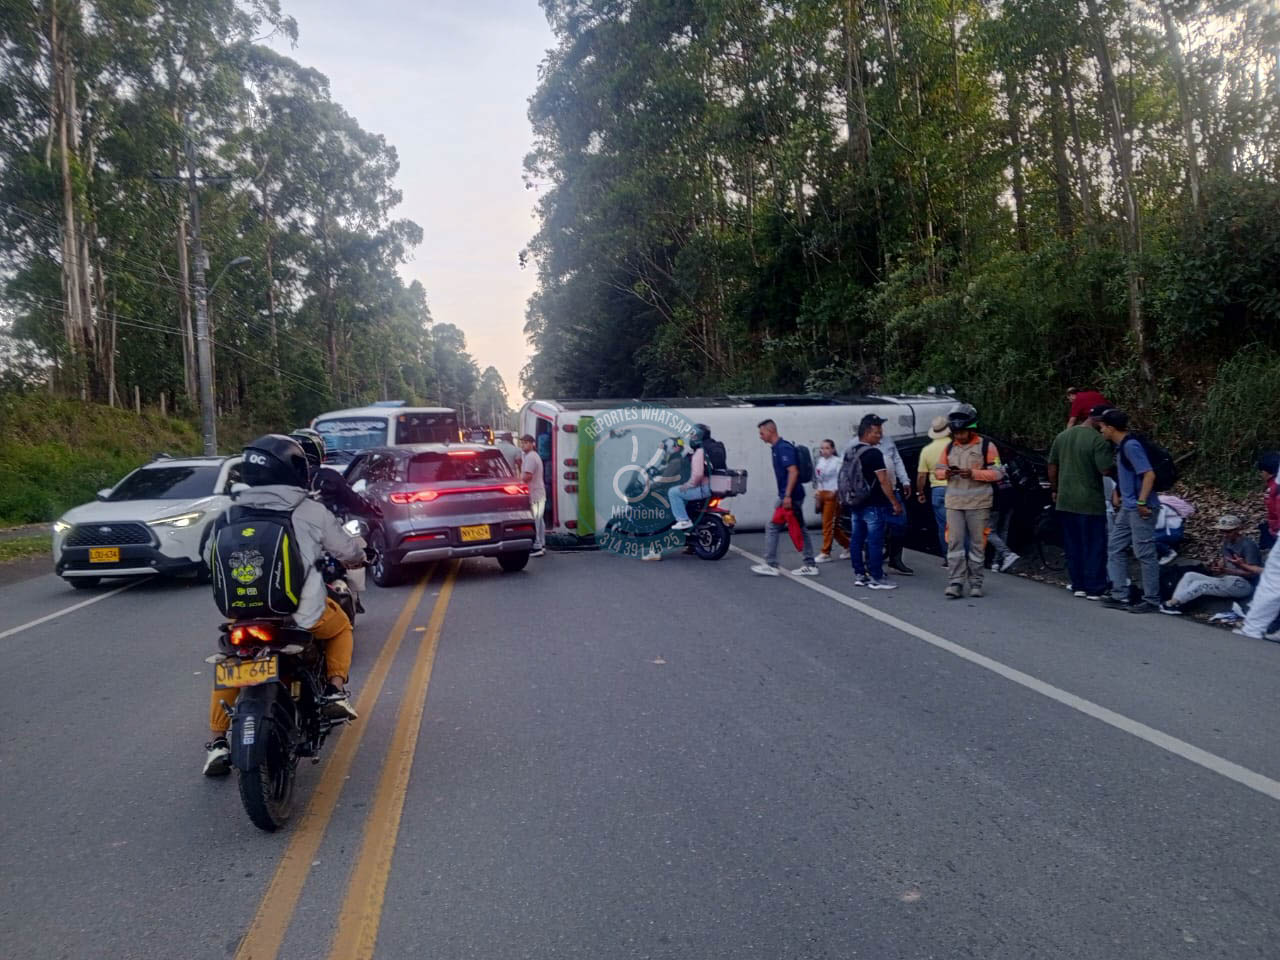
[
  {"left": 731, "top": 545, "right": 1280, "bottom": 803},
  {"left": 0, "top": 580, "right": 140, "bottom": 641}
]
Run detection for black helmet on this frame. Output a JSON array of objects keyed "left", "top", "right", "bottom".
[
  {"left": 289, "top": 430, "right": 325, "bottom": 470},
  {"left": 242, "top": 434, "right": 309, "bottom": 488},
  {"left": 689, "top": 423, "right": 711, "bottom": 448},
  {"left": 947, "top": 403, "right": 978, "bottom": 433}
]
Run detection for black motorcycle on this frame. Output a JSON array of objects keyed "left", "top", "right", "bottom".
[{"left": 207, "top": 518, "right": 369, "bottom": 831}]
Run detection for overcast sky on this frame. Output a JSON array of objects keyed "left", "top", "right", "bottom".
[{"left": 275, "top": 1, "right": 554, "bottom": 404}]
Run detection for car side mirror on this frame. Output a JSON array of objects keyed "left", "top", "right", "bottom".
[
  {"left": 351, "top": 479, "right": 367, "bottom": 494},
  {"left": 96, "top": 488, "right": 112, "bottom": 501}
]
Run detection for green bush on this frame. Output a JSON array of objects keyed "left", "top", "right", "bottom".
[{"left": 1196, "top": 345, "right": 1280, "bottom": 493}]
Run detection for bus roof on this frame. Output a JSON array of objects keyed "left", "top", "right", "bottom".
[
  {"left": 313, "top": 405, "right": 456, "bottom": 421},
  {"left": 526, "top": 394, "right": 950, "bottom": 412}
]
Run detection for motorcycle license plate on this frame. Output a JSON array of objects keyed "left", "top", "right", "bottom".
[
  {"left": 89, "top": 547, "right": 119, "bottom": 563},
  {"left": 459, "top": 524, "right": 490, "bottom": 542},
  {"left": 215, "top": 655, "right": 279, "bottom": 689}
]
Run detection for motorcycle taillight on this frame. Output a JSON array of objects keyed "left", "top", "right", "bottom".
[{"left": 230, "top": 624, "right": 275, "bottom": 647}]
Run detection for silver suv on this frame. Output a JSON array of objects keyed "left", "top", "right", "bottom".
[{"left": 345, "top": 444, "right": 536, "bottom": 584}]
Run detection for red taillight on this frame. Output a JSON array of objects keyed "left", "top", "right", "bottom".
[
  {"left": 503, "top": 483, "right": 529, "bottom": 496},
  {"left": 562, "top": 424, "right": 577, "bottom": 433},
  {"left": 509, "top": 523, "right": 535, "bottom": 535},
  {"left": 447, "top": 450, "right": 476, "bottom": 457},
  {"left": 389, "top": 490, "right": 440, "bottom": 504},
  {"left": 230, "top": 624, "right": 274, "bottom": 646},
  {"left": 564, "top": 458, "right": 578, "bottom": 467},
  {"left": 566, "top": 520, "right": 578, "bottom": 529},
  {"left": 708, "top": 498, "right": 722, "bottom": 509},
  {"left": 564, "top": 471, "right": 578, "bottom": 480},
  {"left": 565, "top": 484, "right": 578, "bottom": 493}
]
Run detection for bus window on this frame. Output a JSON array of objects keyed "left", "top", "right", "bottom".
[{"left": 395, "top": 412, "right": 459, "bottom": 444}]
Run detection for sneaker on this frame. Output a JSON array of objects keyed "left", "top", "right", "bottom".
[
  {"left": 968, "top": 584, "right": 984, "bottom": 598},
  {"left": 1128, "top": 601, "right": 1159, "bottom": 614},
  {"left": 1158, "top": 550, "right": 1178, "bottom": 566},
  {"left": 838, "top": 549, "right": 851, "bottom": 560},
  {"left": 853, "top": 574, "right": 870, "bottom": 587},
  {"left": 1085, "top": 594, "right": 1103, "bottom": 601},
  {"left": 751, "top": 564, "right": 780, "bottom": 577},
  {"left": 793, "top": 564, "right": 820, "bottom": 576},
  {"left": 887, "top": 559, "right": 915, "bottom": 575},
  {"left": 1158, "top": 602, "right": 1183, "bottom": 616},
  {"left": 1073, "top": 590, "right": 1088, "bottom": 598},
  {"left": 1233, "top": 627, "right": 1265, "bottom": 640},
  {"left": 944, "top": 583, "right": 963, "bottom": 599},
  {"left": 867, "top": 578, "right": 898, "bottom": 591},
  {"left": 999, "top": 552, "right": 1020, "bottom": 573},
  {"left": 323, "top": 685, "right": 359, "bottom": 721},
  {"left": 203, "top": 738, "right": 231, "bottom": 777},
  {"left": 672, "top": 519, "right": 693, "bottom": 531},
  {"left": 1065, "top": 584, "right": 1074, "bottom": 592},
  {"left": 815, "top": 552, "right": 833, "bottom": 564},
  {"left": 641, "top": 551, "right": 664, "bottom": 561},
  {"left": 1100, "top": 596, "right": 1129, "bottom": 610},
  {"left": 530, "top": 548, "right": 547, "bottom": 558}
]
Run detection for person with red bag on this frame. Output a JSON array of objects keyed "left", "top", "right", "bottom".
[{"left": 751, "top": 419, "right": 819, "bottom": 577}]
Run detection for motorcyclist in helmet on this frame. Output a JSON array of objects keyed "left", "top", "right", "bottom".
[
  {"left": 933, "top": 404, "right": 1005, "bottom": 599},
  {"left": 292, "top": 428, "right": 377, "bottom": 519},
  {"left": 669, "top": 423, "right": 712, "bottom": 532},
  {"left": 201, "top": 434, "right": 367, "bottom": 776}
]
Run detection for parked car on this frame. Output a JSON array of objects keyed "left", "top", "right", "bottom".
[
  {"left": 342, "top": 444, "right": 537, "bottom": 584},
  {"left": 52, "top": 454, "right": 243, "bottom": 589},
  {"left": 888, "top": 434, "right": 1053, "bottom": 560}
]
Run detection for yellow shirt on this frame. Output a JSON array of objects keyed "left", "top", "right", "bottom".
[{"left": 918, "top": 436, "right": 949, "bottom": 487}]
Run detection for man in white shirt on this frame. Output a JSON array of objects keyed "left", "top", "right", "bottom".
[
  {"left": 520, "top": 434, "right": 547, "bottom": 557},
  {"left": 813, "top": 439, "right": 849, "bottom": 562}
]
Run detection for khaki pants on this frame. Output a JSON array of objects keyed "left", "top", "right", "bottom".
[
  {"left": 815, "top": 490, "right": 850, "bottom": 555},
  {"left": 210, "top": 597, "right": 353, "bottom": 734},
  {"left": 946, "top": 507, "right": 989, "bottom": 587}
]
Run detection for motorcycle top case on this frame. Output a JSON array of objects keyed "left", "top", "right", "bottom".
[
  {"left": 210, "top": 505, "right": 306, "bottom": 619},
  {"left": 709, "top": 468, "right": 748, "bottom": 496}
]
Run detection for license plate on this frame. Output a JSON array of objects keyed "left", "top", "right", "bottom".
[
  {"left": 89, "top": 547, "right": 119, "bottom": 563},
  {"left": 459, "top": 524, "right": 491, "bottom": 542},
  {"left": 215, "top": 655, "right": 279, "bottom": 689}
]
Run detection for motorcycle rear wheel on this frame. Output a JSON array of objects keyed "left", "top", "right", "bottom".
[
  {"left": 691, "top": 516, "right": 731, "bottom": 561},
  {"left": 238, "top": 727, "right": 296, "bottom": 832}
]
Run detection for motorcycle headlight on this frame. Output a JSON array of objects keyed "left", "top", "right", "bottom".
[
  {"left": 147, "top": 511, "right": 206, "bottom": 529},
  {"left": 52, "top": 519, "right": 72, "bottom": 534}
]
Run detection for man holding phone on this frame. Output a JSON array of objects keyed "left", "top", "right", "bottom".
[
  {"left": 1160, "top": 515, "right": 1262, "bottom": 615},
  {"left": 934, "top": 404, "right": 1004, "bottom": 598}
]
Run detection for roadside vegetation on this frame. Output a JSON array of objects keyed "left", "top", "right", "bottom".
[{"left": 0, "top": 535, "right": 50, "bottom": 565}]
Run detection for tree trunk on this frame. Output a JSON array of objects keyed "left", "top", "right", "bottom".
[
  {"left": 1158, "top": 1, "right": 1201, "bottom": 221},
  {"left": 1060, "top": 54, "right": 1096, "bottom": 241},
  {"left": 1006, "top": 71, "right": 1029, "bottom": 253},
  {"left": 260, "top": 179, "right": 281, "bottom": 383},
  {"left": 1047, "top": 67, "right": 1076, "bottom": 241}
]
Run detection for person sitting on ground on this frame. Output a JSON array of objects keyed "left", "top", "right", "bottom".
[
  {"left": 1259, "top": 452, "right": 1280, "bottom": 551},
  {"left": 1065, "top": 386, "right": 1111, "bottom": 427},
  {"left": 813, "top": 439, "right": 850, "bottom": 563},
  {"left": 1153, "top": 493, "right": 1194, "bottom": 566},
  {"left": 1160, "top": 515, "right": 1263, "bottom": 615},
  {"left": 669, "top": 426, "right": 710, "bottom": 531}
]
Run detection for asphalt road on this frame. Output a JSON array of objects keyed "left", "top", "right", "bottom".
[{"left": 1, "top": 534, "right": 1278, "bottom": 959}]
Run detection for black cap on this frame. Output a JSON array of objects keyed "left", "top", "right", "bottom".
[
  {"left": 859, "top": 413, "right": 887, "bottom": 429},
  {"left": 1087, "top": 404, "right": 1113, "bottom": 419},
  {"left": 1100, "top": 408, "right": 1130, "bottom": 430}
]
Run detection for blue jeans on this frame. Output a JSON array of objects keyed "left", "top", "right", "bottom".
[
  {"left": 1058, "top": 510, "right": 1107, "bottom": 595},
  {"left": 669, "top": 482, "right": 710, "bottom": 524},
  {"left": 849, "top": 505, "right": 888, "bottom": 580},
  {"left": 764, "top": 499, "right": 815, "bottom": 566},
  {"left": 1108, "top": 507, "right": 1160, "bottom": 604},
  {"left": 930, "top": 486, "right": 948, "bottom": 554}
]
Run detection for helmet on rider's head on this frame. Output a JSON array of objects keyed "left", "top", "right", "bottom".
[
  {"left": 947, "top": 403, "right": 979, "bottom": 434},
  {"left": 689, "top": 423, "right": 711, "bottom": 448},
  {"left": 289, "top": 431, "right": 325, "bottom": 470},
  {"left": 242, "top": 434, "right": 310, "bottom": 488}
]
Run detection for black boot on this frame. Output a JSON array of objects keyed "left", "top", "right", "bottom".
[{"left": 887, "top": 538, "right": 914, "bottom": 575}]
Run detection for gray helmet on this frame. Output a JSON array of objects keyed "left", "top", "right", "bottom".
[{"left": 947, "top": 403, "right": 978, "bottom": 433}]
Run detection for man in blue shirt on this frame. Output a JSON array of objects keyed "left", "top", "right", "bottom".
[
  {"left": 1098, "top": 409, "right": 1161, "bottom": 612},
  {"left": 751, "top": 418, "right": 818, "bottom": 576}
]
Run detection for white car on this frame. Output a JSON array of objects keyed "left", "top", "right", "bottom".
[{"left": 52, "top": 454, "right": 243, "bottom": 589}]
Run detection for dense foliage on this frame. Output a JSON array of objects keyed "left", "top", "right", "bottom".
[
  {"left": 0, "top": 0, "right": 512, "bottom": 433},
  {"left": 523, "top": 0, "right": 1280, "bottom": 457}
]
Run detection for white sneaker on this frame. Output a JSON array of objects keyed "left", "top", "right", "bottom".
[
  {"left": 837, "top": 550, "right": 851, "bottom": 560},
  {"left": 641, "top": 551, "right": 664, "bottom": 561},
  {"left": 1158, "top": 550, "right": 1177, "bottom": 566},
  {"left": 751, "top": 564, "right": 780, "bottom": 576},
  {"left": 1233, "top": 627, "right": 1265, "bottom": 640},
  {"left": 1073, "top": 590, "right": 1087, "bottom": 598},
  {"left": 203, "top": 738, "right": 231, "bottom": 777},
  {"left": 867, "top": 578, "right": 897, "bottom": 590},
  {"left": 672, "top": 519, "right": 693, "bottom": 531},
  {"left": 793, "top": 565, "right": 820, "bottom": 576},
  {"left": 999, "top": 552, "right": 1019, "bottom": 573},
  {"left": 815, "top": 552, "right": 833, "bottom": 564}
]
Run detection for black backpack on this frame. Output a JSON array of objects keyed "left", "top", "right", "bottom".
[
  {"left": 702, "top": 437, "right": 727, "bottom": 471},
  {"left": 838, "top": 443, "right": 875, "bottom": 509},
  {"left": 210, "top": 503, "right": 307, "bottom": 619},
  {"left": 792, "top": 442, "right": 814, "bottom": 485},
  {"left": 1119, "top": 434, "right": 1177, "bottom": 492}
]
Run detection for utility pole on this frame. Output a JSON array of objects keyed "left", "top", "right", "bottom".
[{"left": 152, "top": 120, "right": 230, "bottom": 455}]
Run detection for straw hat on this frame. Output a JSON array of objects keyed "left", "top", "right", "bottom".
[{"left": 928, "top": 415, "right": 950, "bottom": 440}]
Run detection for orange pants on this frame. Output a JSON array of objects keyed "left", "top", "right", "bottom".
[
  {"left": 815, "top": 490, "right": 850, "bottom": 555},
  {"left": 209, "top": 597, "right": 353, "bottom": 734}
]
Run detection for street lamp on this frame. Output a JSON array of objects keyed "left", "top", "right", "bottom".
[{"left": 209, "top": 256, "right": 251, "bottom": 296}]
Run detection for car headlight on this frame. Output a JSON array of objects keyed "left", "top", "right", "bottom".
[
  {"left": 147, "top": 511, "right": 206, "bottom": 529},
  {"left": 52, "top": 519, "right": 72, "bottom": 534}
]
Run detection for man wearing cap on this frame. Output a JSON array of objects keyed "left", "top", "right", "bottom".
[
  {"left": 934, "top": 404, "right": 1004, "bottom": 598},
  {"left": 1160, "top": 515, "right": 1262, "bottom": 615},
  {"left": 1047, "top": 404, "right": 1114, "bottom": 600},
  {"left": 1098, "top": 409, "right": 1162, "bottom": 613},
  {"left": 915, "top": 416, "right": 951, "bottom": 559},
  {"left": 1066, "top": 387, "right": 1111, "bottom": 427}
]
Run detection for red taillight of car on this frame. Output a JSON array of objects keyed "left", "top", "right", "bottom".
[
  {"left": 389, "top": 490, "right": 440, "bottom": 504},
  {"left": 503, "top": 483, "right": 529, "bottom": 496},
  {"left": 447, "top": 450, "right": 477, "bottom": 457},
  {"left": 230, "top": 624, "right": 274, "bottom": 646},
  {"left": 509, "top": 523, "right": 535, "bottom": 535}
]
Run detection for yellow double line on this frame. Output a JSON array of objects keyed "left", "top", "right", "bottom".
[{"left": 235, "top": 561, "right": 459, "bottom": 960}]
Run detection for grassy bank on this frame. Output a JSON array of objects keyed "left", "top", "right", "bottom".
[
  {"left": 0, "top": 394, "right": 202, "bottom": 525},
  {"left": 0, "top": 535, "right": 50, "bottom": 564}
]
